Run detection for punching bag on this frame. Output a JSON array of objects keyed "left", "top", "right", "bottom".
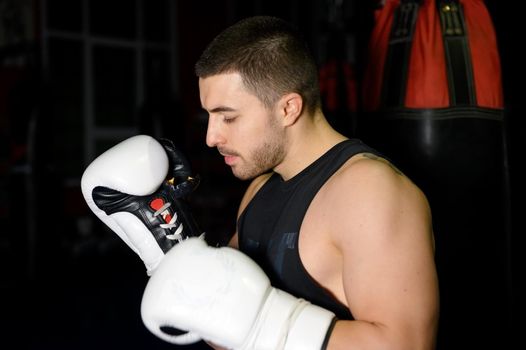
[{"left": 358, "top": 1, "right": 512, "bottom": 348}]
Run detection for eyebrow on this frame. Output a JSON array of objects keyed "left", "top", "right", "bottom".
[{"left": 205, "top": 106, "right": 237, "bottom": 113}]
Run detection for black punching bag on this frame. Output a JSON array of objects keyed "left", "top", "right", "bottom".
[{"left": 358, "top": 1, "right": 512, "bottom": 349}]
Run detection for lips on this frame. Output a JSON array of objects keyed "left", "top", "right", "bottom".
[
  {"left": 224, "top": 155, "right": 237, "bottom": 166},
  {"left": 218, "top": 148, "right": 238, "bottom": 166}
]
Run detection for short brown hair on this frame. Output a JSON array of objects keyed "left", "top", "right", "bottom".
[{"left": 195, "top": 16, "right": 321, "bottom": 114}]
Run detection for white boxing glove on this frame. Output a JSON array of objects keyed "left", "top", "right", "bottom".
[
  {"left": 141, "top": 236, "right": 336, "bottom": 349},
  {"left": 81, "top": 135, "right": 202, "bottom": 275}
]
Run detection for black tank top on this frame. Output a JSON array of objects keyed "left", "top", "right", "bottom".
[{"left": 237, "top": 139, "right": 382, "bottom": 320}]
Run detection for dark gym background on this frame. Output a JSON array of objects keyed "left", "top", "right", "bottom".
[{"left": 0, "top": 0, "right": 523, "bottom": 349}]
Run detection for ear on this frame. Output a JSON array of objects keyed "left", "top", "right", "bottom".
[{"left": 278, "top": 93, "right": 303, "bottom": 127}]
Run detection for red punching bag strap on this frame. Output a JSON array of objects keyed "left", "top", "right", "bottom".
[
  {"left": 381, "top": 0, "right": 421, "bottom": 108},
  {"left": 381, "top": 0, "right": 477, "bottom": 109},
  {"left": 437, "top": 0, "right": 476, "bottom": 106}
]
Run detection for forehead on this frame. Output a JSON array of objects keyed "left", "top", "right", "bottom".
[{"left": 199, "top": 72, "right": 261, "bottom": 111}]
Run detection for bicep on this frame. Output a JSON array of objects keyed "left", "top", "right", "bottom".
[{"left": 336, "top": 168, "right": 438, "bottom": 342}]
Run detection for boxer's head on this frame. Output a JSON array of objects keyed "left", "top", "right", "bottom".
[
  {"left": 195, "top": 16, "right": 321, "bottom": 115},
  {"left": 199, "top": 71, "right": 287, "bottom": 180}
]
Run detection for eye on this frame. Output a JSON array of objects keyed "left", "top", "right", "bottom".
[{"left": 223, "top": 116, "right": 237, "bottom": 124}]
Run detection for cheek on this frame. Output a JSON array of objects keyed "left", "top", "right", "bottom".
[
  {"left": 233, "top": 107, "right": 280, "bottom": 150},
  {"left": 236, "top": 115, "right": 271, "bottom": 144}
]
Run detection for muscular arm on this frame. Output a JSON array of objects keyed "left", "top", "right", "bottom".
[
  {"left": 217, "top": 158, "right": 438, "bottom": 350},
  {"left": 326, "top": 155, "right": 439, "bottom": 350}
]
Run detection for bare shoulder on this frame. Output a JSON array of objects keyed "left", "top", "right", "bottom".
[
  {"left": 330, "top": 152, "right": 427, "bottom": 202},
  {"left": 322, "top": 152, "right": 432, "bottom": 240},
  {"left": 340, "top": 152, "right": 406, "bottom": 182}
]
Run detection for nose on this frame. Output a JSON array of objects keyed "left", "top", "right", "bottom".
[{"left": 205, "top": 116, "right": 225, "bottom": 148}]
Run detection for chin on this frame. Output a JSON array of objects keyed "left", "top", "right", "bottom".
[
  {"left": 232, "top": 167, "right": 265, "bottom": 181},
  {"left": 232, "top": 172, "right": 253, "bottom": 181}
]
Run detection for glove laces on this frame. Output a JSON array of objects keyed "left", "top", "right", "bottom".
[{"left": 152, "top": 202, "right": 184, "bottom": 241}]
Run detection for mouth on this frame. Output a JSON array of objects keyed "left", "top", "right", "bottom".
[
  {"left": 223, "top": 155, "right": 237, "bottom": 166},
  {"left": 218, "top": 148, "right": 239, "bottom": 166}
]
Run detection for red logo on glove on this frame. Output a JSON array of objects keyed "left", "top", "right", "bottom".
[{"left": 150, "top": 198, "right": 172, "bottom": 223}]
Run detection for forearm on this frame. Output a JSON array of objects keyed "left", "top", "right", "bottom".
[
  {"left": 327, "top": 320, "right": 388, "bottom": 350},
  {"left": 207, "top": 320, "right": 428, "bottom": 350},
  {"left": 327, "top": 320, "right": 435, "bottom": 350}
]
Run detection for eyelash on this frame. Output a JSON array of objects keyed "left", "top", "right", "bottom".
[{"left": 223, "top": 116, "right": 236, "bottom": 124}]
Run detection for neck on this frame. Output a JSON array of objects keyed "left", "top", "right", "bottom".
[{"left": 275, "top": 110, "right": 348, "bottom": 180}]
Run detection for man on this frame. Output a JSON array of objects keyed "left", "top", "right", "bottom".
[
  {"left": 83, "top": 15, "right": 438, "bottom": 350},
  {"left": 195, "top": 16, "right": 439, "bottom": 349}
]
